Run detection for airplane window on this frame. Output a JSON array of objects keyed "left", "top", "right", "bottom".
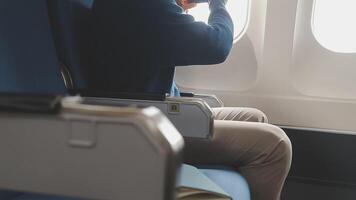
[
  {"left": 312, "top": 0, "right": 356, "bottom": 53},
  {"left": 188, "top": 0, "right": 250, "bottom": 41}
]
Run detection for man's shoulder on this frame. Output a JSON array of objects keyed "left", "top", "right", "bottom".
[
  {"left": 140, "top": 0, "right": 183, "bottom": 16},
  {"left": 93, "top": 0, "right": 194, "bottom": 25}
]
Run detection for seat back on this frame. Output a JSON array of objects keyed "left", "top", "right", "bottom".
[
  {"left": 47, "top": 0, "right": 94, "bottom": 91},
  {"left": 0, "top": 96, "right": 184, "bottom": 200},
  {"left": 0, "top": 1, "right": 184, "bottom": 199},
  {"left": 0, "top": 0, "right": 67, "bottom": 198},
  {"left": 0, "top": 0, "right": 66, "bottom": 95}
]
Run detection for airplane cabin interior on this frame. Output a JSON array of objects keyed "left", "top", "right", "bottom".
[{"left": 0, "top": 0, "right": 356, "bottom": 200}]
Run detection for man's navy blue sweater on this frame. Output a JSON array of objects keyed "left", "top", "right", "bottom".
[{"left": 90, "top": 0, "right": 233, "bottom": 96}]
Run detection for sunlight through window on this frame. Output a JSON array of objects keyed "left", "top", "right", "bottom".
[
  {"left": 187, "top": 0, "right": 250, "bottom": 40},
  {"left": 312, "top": 0, "right": 356, "bottom": 53}
]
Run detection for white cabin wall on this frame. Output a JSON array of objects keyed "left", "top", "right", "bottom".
[{"left": 176, "top": 0, "right": 356, "bottom": 133}]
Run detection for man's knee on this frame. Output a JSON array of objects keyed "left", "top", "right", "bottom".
[
  {"left": 245, "top": 108, "right": 268, "bottom": 123},
  {"left": 264, "top": 125, "right": 292, "bottom": 169}
]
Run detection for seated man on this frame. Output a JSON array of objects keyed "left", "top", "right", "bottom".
[{"left": 91, "top": 0, "right": 292, "bottom": 199}]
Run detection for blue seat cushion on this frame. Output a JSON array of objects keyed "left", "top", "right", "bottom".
[
  {"left": 198, "top": 167, "right": 251, "bottom": 200},
  {"left": 0, "top": 167, "right": 250, "bottom": 200}
]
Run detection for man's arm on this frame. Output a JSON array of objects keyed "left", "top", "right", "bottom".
[{"left": 156, "top": 0, "right": 234, "bottom": 66}]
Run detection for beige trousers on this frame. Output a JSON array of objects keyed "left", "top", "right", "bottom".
[{"left": 184, "top": 107, "right": 292, "bottom": 200}]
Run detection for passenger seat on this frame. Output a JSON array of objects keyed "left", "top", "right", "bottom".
[
  {"left": 46, "top": 0, "right": 251, "bottom": 199},
  {"left": 0, "top": 1, "right": 183, "bottom": 199}
]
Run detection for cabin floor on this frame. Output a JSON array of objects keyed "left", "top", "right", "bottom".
[{"left": 282, "top": 179, "right": 356, "bottom": 200}]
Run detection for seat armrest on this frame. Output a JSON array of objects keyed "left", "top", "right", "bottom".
[
  {"left": 81, "top": 96, "right": 214, "bottom": 139},
  {"left": 180, "top": 92, "right": 195, "bottom": 97},
  {"left": 80, "top": 90, "right": 167, "bottom": 101},
  {"left": 0, "top": 93, "right": 62, "bottom": 113},
  {"left": 0, "top": 96, "right": 183, "bottom": 200},
  {"left": 179, "top": 92, "right": 224, "bottom": 108},
  {"left": 191, "top": 94, "right": 224, "bottom": 108}
]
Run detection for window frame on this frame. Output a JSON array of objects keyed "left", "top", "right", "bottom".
[{"left": 311, "top": 0, "right": 356, "bottom": 54}]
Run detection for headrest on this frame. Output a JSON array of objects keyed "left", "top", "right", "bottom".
[{"left": 0, "top": 0, "right": 66, "bottom": 95}]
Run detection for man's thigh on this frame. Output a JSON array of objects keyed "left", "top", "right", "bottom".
[
  {"left": 212, "top": 107, "right": 268, "bottom": 123},
  {"left": 184, "top": 120, "right": 290, "bottom": 167}
]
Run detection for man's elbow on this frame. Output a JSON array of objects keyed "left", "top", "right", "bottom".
[{"left": 212, "top": 43, "right": 232, "bottom": 64}]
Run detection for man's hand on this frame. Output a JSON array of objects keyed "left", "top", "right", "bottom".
[
  {"left": 176, "top": 0, "right": 197, "bottom": 11},
  {"left": 209, "top": 0, "right": 228, "bottom": 6}
]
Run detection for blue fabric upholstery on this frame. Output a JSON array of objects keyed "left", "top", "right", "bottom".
[
  {"left": 199, "top": 167, "right": 251, "bottom": 200},
  {"left": 0, "top": 0, "right": 66, "bottom": 95}
]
